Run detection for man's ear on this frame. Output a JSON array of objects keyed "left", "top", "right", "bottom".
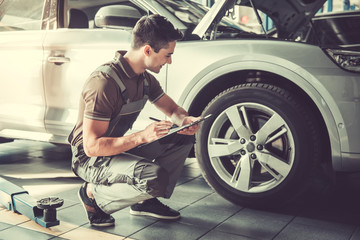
[{"left": 143, "top": 45, "right": 151, "bottom": 56}]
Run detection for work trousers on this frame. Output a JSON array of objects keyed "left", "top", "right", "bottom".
[{"left": 71, "top": 133, "right": 194, "bottom": 214}]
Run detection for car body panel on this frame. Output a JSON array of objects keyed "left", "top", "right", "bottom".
[
  {"left": 0, "top": 30, "right": 46, "bottom": 134},
  {"left": 0, "top": 0, "right": 359, "bottom": 175},
  {"left": 169, "top": 39, "right": 360, "bottom": 171},
  {"left": 42, "top": 28, "right": 168, "bottom": 140},
  {"left": 42, "top": 29, "right": 131, "bottom": 137},
  {"left": 170, "top": 40, "right": 343, "bottom": 155}
]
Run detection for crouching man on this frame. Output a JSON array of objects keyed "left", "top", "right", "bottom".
[{"left": 68, "top": 14, "right": 200, "bottom": 226}]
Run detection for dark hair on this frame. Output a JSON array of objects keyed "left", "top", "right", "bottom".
[{"left": 131, "top": 14, "right": 183, "bottom": 53}]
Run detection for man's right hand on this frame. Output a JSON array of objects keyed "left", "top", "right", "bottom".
[
  {"left": 83, "top": 118, "right": 174, "bottom": 157},
  {"left": 142, "top": 120, "right": 173, "bottom": 143}
]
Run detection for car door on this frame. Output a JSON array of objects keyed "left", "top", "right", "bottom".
[
  {"left": 42, "top": 0, "right": 142, "bottom": 142},
  {"left": 0, "top": 0, "right": 47, "bottom": 138},
  {"left": 42, "top": 0, "right": 175, "bottom": 142},
  {"left": 43, "top": 34, "right": 130, "bottom": 141}
]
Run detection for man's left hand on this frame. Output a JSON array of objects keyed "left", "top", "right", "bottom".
[{"left": 177, "top": 116, "right": 201, "bottom": 135}]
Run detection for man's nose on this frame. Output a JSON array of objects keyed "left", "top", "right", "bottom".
[{"left": 167, "top": 57, "right": 172, "bottom": 64}]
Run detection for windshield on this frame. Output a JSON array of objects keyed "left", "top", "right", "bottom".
[{"left": 156, "top": 0, "right": 244, "bottom": 31}]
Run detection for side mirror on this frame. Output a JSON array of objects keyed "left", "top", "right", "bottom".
[{"left": 95, "top": 5, "right": 142, "bottom": 29}]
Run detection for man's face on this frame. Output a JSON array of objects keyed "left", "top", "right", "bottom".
[{"left": 145, "top": 41, "right": 176, "bottom": 74}]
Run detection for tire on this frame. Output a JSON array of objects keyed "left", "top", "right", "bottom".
[{"left": 195, "top": 83, "right": 322, "bottom": 207}]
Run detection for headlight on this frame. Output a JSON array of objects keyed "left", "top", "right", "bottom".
[{"left": 326, "top": 49, "right": 360, "bottom": 73}]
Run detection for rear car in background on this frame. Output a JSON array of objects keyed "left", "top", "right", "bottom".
[{"left": 0, "top": 0, "right": 360, "bottom": 207}]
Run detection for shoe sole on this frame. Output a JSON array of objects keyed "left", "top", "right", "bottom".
[
  {"left": 129, "top": 209, "right": 180, "bottom": 220},
  {"left": 90, "top": 222, "right": 115, "bottom": 227},
  {"left": 77, "top": 187, "right": 115, "bottom": 227}
]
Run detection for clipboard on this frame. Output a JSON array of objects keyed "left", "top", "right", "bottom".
[
  {"left": 165, "top": 114, "right": 212, "bottom": 135},
  {"left": 138, "top": 114, "right": 212, "bottom": 148}
]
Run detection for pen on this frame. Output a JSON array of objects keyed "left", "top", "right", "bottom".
[{"left": 149, "top": 117, "right": 161, "bottom": 122}]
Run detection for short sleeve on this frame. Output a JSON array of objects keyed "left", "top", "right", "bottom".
[{"left": 82, "top": 73, "right": 119, "bottom": 121}]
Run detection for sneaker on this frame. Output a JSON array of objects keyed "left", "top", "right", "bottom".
[
  {"left": 130, "top": 198, "right": 180, "bottom": 220},
  {"left": 78, "top": 182, "right": 115, "bottom": 227}
]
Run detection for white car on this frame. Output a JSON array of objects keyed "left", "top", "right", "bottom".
[{"left": 1, "top": 0, "right": 359, "bottom": 207}]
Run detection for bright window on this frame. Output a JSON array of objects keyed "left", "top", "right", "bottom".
[{"left": 0, "top": 0, "right": 44, "bottom": 31}]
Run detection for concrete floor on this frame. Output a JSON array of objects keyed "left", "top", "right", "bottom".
[{"left": 0, "top": 140, "right": 360, "bottom": 240}]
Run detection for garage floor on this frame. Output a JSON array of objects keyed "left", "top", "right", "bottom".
[{"left": 0, "top": 140, "right": 360, "bottom": 240}]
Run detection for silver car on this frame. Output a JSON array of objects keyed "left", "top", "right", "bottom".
[{"left": 1, "top": 0, "right": 359, "bottom": 207}]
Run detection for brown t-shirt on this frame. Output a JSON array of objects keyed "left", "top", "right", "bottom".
[{"left": 69, "top": 51, "right": 164, "bottom": 147}]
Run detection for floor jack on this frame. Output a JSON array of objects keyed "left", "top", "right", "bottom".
[{"left": 0, "top": 177, "right": 64, "bottom": 228}]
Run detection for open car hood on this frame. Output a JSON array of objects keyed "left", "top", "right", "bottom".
[
  {"left": 193, "top": 0, "right": 327, "bottom": 39},
  {"left": 240, "top": 0, "right": 327, "bottom": 39}
]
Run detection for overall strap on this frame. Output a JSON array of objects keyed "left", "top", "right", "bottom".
[
  {"left": 95, "top": 65, "right": 130, "bottom": 103},
  {"left": 94, "top": 65, "right": 150, "bottom": 137}
]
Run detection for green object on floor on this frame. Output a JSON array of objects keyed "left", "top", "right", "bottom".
[{"left": 0, "top": 177, "right": 63, "bottom": 228}]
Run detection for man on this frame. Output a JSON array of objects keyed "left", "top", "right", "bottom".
[{"left": 68, "top": 14, "right": 200, "bottom": 227}]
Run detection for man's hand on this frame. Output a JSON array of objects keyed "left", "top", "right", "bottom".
[
  {"left": 142, "top": 120, "right": 173, "bottom": 143},
  {"left": 177, "top": 116, "right": 201, "bottom": 135},
  {"left": 153, "top": 94, "right": 201, "bottom": 135}
]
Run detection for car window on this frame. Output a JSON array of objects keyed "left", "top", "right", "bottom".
[
  {"left": 66, "top": 1, "right": 148, "bottom": 29},
  {"left": 0, "top": 0, "right": 44, "bottom": 31}
]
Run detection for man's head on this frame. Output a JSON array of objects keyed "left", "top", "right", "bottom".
[
  {"left": 130, "top": 14, "right": 184, "bottom": 74},
  {"left": 131, "top": 14, "right": 183, "bottom": 52}
]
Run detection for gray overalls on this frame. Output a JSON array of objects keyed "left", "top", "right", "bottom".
[{"left": 70, "top": 62, "right": 194, "bottom": 214}]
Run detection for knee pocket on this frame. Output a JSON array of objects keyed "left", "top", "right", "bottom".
[{"left": 134, "top": 161, "right": 169, "bottom": 197}]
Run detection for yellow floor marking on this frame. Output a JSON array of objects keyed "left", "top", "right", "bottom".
[{"left": 0, "top": 208, "right": 130, "bottom": 240}]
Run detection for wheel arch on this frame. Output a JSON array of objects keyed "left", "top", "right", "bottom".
[{"left": 179, "top": 61, "right": 344, "bottom": 171}]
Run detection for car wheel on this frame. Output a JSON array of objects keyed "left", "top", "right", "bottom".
[{"left": 195, "top": 83, "right": 321, "bottom": 206}]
